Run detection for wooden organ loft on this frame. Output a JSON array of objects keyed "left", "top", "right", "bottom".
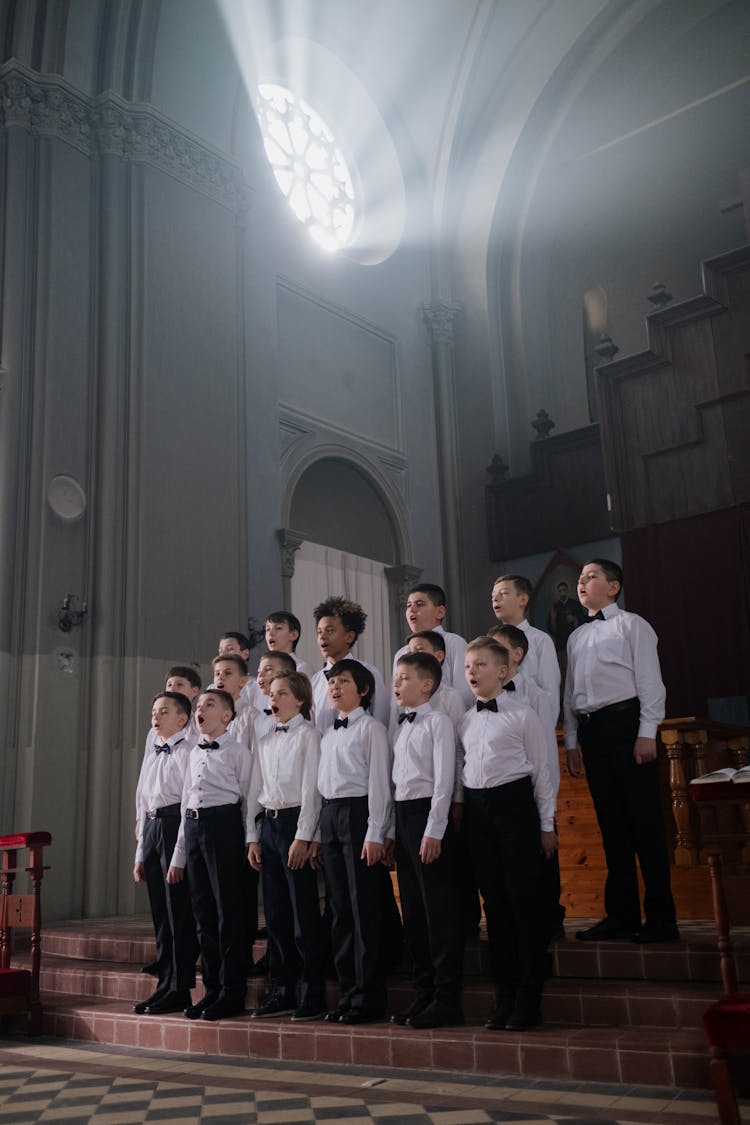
[{"left": 486, "top": 243, "right": 750, "bottom": 924}]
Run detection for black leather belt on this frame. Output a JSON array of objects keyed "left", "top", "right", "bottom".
[
  {"left": 146, "top": 803, "right": 181, "bottom": 819},
  {"left": 185, "top": 802, "right": 240, "bottom": 820},
  {"left": 576, "top": 697, "right": 639, "bottom": 723}
]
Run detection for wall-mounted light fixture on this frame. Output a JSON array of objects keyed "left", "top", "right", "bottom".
[{"left": 56, "top": 594, "right": 88, "bottom": 633}]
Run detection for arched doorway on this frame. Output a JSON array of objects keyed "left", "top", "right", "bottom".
[{"left": 281, "top": 455, "right": 417, "bottom": 678}]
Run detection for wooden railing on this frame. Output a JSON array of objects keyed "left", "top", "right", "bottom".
[{"left": 661, "top": 719, "right": 750, "bottom": 867}]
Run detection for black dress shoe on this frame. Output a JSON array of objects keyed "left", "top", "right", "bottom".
[
  {"left": 184, "top": 992, "right": 219, "bottom": 1020},
  {"left": 576, "top": 918, "right": 638, "bottom": 942},
  {"left": 324, "top": 1006, "right": 349, "bottom": 1023},
  {"left": 504, "top": 995, "right": 541, "bottom": 1031},
  {"left": 291, "top": 998, "right": 327, "bottom": 1022},
  {"left": 391, "top": 996, "right": 432, "bottom": 1026},
  {"left": 140, "top": 961, "right": 160, "bottom": 977},
  {"left": 144, "top": 990, "right": 193, "bottom": 1015},
  {"left": 484, "top": 997, "right": 515, "bottom": 1030},
  {"left": 201, "top": 995, "right": 246, "bottom": 1021},
  {"left": 633, "top": 924, "right": 680, "bottom": 944},
  {"left": 408, "top": 1000, "right": 464, "bottom": 1029},
  {"left": 133, "top": 987, "right": 167, "bottom": 1015},
  {"left": 251, "top": 993, "right": 296, "bottom": 1019},
  {"left": 338, "top": 1008, "right": 384, "bottom": 1025}
]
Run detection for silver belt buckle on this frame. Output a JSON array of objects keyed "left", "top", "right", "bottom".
[{"left": 265, "top": 808, "right": 280, "bottom": 819}]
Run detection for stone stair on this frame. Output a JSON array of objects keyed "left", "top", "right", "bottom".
[{"left": 26, "top": 916, "right": 750, "bottom": 1091}]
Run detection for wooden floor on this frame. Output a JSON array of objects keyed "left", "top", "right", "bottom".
[{"left": 553, "top": 745, "right": 748, "bottom": 921}]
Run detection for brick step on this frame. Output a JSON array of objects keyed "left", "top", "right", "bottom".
[
  {"left": 41, "top": 916, "right": 750, "bottom": 982},
  {"left": 36, "top": 955, "right": 717, "bottom": 1031},
  {"left": 37, "top": 991, "right": 711, "bottom": 1090}
]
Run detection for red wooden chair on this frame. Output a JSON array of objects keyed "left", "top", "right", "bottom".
[
  {"left": 690, "top": 779, "right": 750, "bottom": 1125},
  {"left": 0, "top": 831, "right": 52, "bottom": 1035}
]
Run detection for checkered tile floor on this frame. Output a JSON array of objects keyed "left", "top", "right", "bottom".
[{"left": 0, "top": 1039, "right": 724, "bottom": 1124}]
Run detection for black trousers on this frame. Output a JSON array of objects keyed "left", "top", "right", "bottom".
[
  {"left": 185, "top": 803, "right": 247, "bottom": 1002},
  {"left": 260, "top": 808, "right": 326, "bottom": 1005},
  {"left": 464, "top": 777, "right": 547, "bottom": 1001},
  {"left": 395, "top": 798, "right": 464, "bottom": 1007},
  {"left": 579, "top": 700, "right": 676, "bottom": 929},
  {"left": 142, "top": 810, "right": 198, "bottom": 992},
  {"left": 320, "top": 796, "right": 386, "bottom": 1014}
]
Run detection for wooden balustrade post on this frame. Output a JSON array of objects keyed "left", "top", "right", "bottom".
[
  {"left": 688, "top": 729, "right": 709, "bottom": 778},
  {"left": 0, "top": 848, "right": 17, "bottom": 968},
  {"left": 728, "top": 736, "right": 750, "bottom": 863},
  {"left": 663, "top": 729, "right": 698, "bottom": 865}
]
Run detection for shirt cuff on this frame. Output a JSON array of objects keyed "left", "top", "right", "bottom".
[
  {"left": 424, "top": 815, "right": 447, "bottom": 841},
  {"left": 638, "top": 720, "right": 659, "bottom": 740}
]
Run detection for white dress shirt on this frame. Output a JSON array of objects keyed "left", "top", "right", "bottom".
[
  {"left": 311, "top": 656, "right": 390, "bottom": 730},
  {"left": 252, "top": 703, "right": 277, "bottom": 744},
  {"left": 171, "top": 731, "right": 253, "bottom": 868},
  {"left": 392, "top": 703, "right": 455, "bottom": 840},
  {"left": 388, "top": 683, "right": 467, "bottom": 803},
  {"left": 228, "top": 696, "right": 257, "bottom": 753},
  {"left": 459, "top": 695, "right": 555, "bottom": 831},
  {"left": 393, "top": 626, "right": 473, "bottom": 707},
  {"left": 291, "top": 653, "right": 316, "bottom": 681},
  {"left": 563, "top": 603, "right": 666, "bottom": 749},
  {"left": 318, "top": 707, "right": 393, "bottom": 844},
  {"left": 135, "top": 716, "right": 199, "bottom": 819},
  {"left": 517, "top": 619, "right": 561, "bottom": 703},
  {"left": 506, "top": 670, "right": 560, "bottom": 796},
  {"left": 246, "top": 714, "right": 322, "bottom": 844},
  {"left": 134, "top": 732, "right": 192, "bottom": 864}
]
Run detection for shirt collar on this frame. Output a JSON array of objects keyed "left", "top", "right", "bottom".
[
  {"left": 284, "top": 712, "right": 306, "bottom": 732},
  {"left": 400, "top": 701, "right": 432, "bottom": 719},
  {"left": 337, "top": 706, "right": 364, "bottom": 726}
]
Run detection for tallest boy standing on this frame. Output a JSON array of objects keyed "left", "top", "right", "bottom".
[{"left": 564, "top": 559, "right": 678, "bottom": 944}]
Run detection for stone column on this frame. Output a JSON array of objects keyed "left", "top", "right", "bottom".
[
  {"left": 0, "top": 76, "right": 38, "bottom": 828},
  {"left": 82, "top": 103, "right": 133, "bottom": 916},
  {"left": 422, "top": 302, "right": 467, "bottom": 634}
]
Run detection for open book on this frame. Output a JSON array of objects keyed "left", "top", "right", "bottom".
[{"left": 691, "top": 765, "right": 750, "bottom": 784}]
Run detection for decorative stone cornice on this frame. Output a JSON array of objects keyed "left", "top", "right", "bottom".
[
  {"left": 422, "top": 301, "right": 462, "bottom": 347},
  {"left": 0, "top": 61, "right": 250, "bottom": 213}
]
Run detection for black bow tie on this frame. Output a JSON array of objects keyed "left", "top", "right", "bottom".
[
  {"left": 333, "top": 717, "right": 348, "bottom": 730},
  {"left": 476, "top": 699, "right": 498, "bottom": 713},
  {"left": 585, "top": 610, "right": 606, "bottom": 623},
  {"left": 398, "top": 711, "right": 417, "bottom": 724},
  {"left": 275, "top": 725, "right": 288, "bottom": 733},
  {"left": 154, "top": 742, "right": 170, "bottom": 754},
  {"left": 264, "top": 708, "right": 272, "bottom": 715},
  {"left": 504, "top": 681, "right": 516, "bottom": 692},
  {"left": 198, "top": 740, "right": 220, "bottom": 750}
]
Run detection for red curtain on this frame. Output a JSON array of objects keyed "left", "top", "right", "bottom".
[{"left": 621, "top": 503, "right": 750, "bottom": 720}]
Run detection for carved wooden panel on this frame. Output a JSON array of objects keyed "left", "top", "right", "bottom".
[
  {"left": 597, "top": 246, "right": 750, "bottom": 532},
  {"left": 485, "top": 424, "right": 610, "bottom": 560}
]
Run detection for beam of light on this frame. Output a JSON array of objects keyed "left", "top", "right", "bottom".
[{"left": 574, "top": 73, "right": 750, "bottom": 163}]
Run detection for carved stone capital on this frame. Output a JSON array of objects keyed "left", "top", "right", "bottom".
[
  {"left": 384, "top": 564, "right": 422, "bottom": 612},
  {"left": 422, "top": 302, "right": 462, "bottom": 347},
  {"left": 277, "top": 528, "right": 305, "bottom": 580}
]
